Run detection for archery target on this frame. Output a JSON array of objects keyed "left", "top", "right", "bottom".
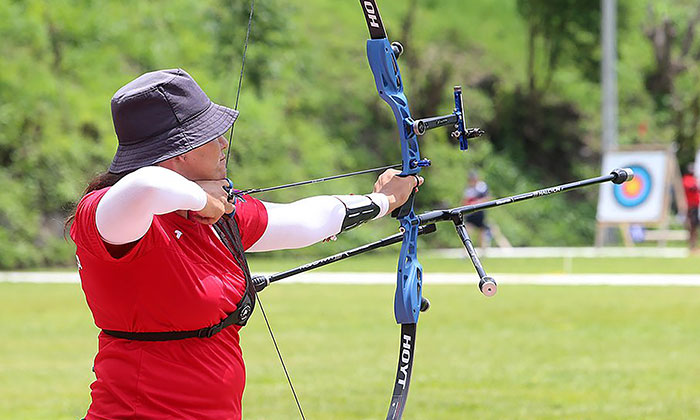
[{"left": 597, "top": 151, "right": 669, "bottom": 223}]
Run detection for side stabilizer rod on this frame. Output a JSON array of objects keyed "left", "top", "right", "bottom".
[{"left": 451, "top": 216, "right": 497, "bottom": 297}]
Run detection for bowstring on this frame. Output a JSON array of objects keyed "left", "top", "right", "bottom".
[
  {"left": 228, "top": 2, "right": 306, "bottom": 419},
  {"left": 255, "top": 293, "right": 307, "bottom": 420},
  {"left": 225, "top": 0, "right": 255, "bottom": 169}
]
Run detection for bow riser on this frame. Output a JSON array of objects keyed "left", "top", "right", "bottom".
[
  {"left": 366, "top": 39, "right": 422, "bottom": 176},
  {"left": 365, "top": 38, "right": 425, "bottom": 325}
]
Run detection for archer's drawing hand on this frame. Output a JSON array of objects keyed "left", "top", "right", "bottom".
[
  {"left": 189, "top": 180, "right": 234, "bottom": 224},
  {"left": 373, "top": 169, "right": 424, "bottom": 213}
]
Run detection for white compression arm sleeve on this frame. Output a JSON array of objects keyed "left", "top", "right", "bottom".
[
  {"left": 248, "top": 193, "right": 389, "bottom": 252},
  {"left": 95, "top": 166, "right": 207, "bottom": 245}
]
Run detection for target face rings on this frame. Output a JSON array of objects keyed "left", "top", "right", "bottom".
[{"left": 613, "top": 164, "right": 651, "bottom": 207}]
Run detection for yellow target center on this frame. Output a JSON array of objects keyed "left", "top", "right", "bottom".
[{"left": 622, "top": 177, "right": 642, "bottom": 196}]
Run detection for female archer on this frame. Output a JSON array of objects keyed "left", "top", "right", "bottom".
[{"left": 68, "top": 68, "right": 421, "bottom": 419}]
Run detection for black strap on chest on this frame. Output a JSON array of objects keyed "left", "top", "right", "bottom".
[
  {"left": 212, "top": 213, "right": 257, "bottom": 327},
  {"left": 102, "top": 214, "right": 257, "bottom": 341}
]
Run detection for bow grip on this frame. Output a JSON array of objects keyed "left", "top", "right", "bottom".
[{"left": 391, "top": 189, "right": 416, "bottom": 219}]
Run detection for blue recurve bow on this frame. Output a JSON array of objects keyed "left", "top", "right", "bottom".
[
  {"left": 234, "top": 2, "right": 487, "bottom": 419},
  {"left": 359, "top": 1, "right": 479, "bottom": 418}
]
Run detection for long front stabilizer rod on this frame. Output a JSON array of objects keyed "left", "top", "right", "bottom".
[{"left": 418, "top": 168, "right": 634, "bottom": 224}]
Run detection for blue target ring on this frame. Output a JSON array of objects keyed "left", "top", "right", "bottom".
[{"left": 613, "top": 164, "right": 651, "bottom": 207}]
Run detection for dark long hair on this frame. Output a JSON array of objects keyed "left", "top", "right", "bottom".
[{"left": 63, "top": 170, "right": 134, "bottom": 237}]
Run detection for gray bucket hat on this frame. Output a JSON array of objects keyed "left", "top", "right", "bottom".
[{"left": 109, "top": 68, "right": 239, "bottom": 173}]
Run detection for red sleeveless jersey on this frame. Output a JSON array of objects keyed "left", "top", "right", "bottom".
[{"left": 71, "top": 188, "right": 267, "bottom": 420}]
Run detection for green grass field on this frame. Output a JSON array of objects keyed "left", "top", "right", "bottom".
[{"left": 1, "top": 281, "right": 698, "bottom": 419}]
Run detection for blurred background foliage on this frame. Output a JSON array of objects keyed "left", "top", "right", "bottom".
[{"left": 1, "top": 0, "right": 699, "bottom": 268}]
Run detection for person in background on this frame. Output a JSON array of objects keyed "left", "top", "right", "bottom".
[
  {"left": 682, "top": 162, "right": 699, "bottom": 250},
  {"left": 462, "top": 170, "right": 491, "bottom": 247}
]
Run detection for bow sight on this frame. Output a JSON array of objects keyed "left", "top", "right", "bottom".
[{"left": 412, "top": 86, "right": 485, "bottom": 151}]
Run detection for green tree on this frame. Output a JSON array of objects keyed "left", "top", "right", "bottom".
[
  {"left": 643, "top": 2, "right": 700, "bottom": 168},
  {"left": 516, "top": 0, "right": 602, "bottom": 93}
]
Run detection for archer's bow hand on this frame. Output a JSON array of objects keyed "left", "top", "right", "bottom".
[
  {"left": 189, "top": 180, "right": 235, "bottom": 224},
  {"left": 373, "top": 169, "right": 424, "bottom": 214}
]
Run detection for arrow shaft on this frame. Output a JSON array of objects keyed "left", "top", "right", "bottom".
[{"left": 239, "top": 163, "right": 402, "bottom": 195}]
